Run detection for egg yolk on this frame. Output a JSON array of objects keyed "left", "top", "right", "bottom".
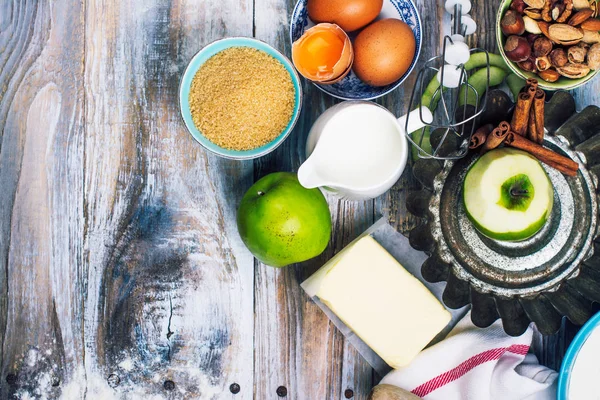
[{"left": 296, "top": 29, "right": 345, "bottom": 76}]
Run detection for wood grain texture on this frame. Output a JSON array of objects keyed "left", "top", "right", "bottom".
[
  {"left": 253, "top": 1, "right": 375, "bottom": 398},
  {"left": 0, "top": 0, "right": 586, "bottom": 398},
  {"left": 0, "top": 1, "right": 86, "bottom": 398},
  {"left": 81, "top": 0, "right": 255, "bottom": 398}
]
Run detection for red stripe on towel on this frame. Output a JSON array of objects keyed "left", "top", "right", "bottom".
[{"left": 411, "top": 344, "right": 530, "bottom": 398}]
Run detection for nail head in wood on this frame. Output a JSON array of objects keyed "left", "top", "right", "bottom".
[
  {"left": 344, "top": 389, "right": 354, "bottom": 398},
  {"left": 230, "top": 383, "right": 241, "bottom": 394},
  {"left": 276, "top": 386, "right": 288, "bottom": 397},
  {"left": 107, "top": 374, "right": 120, "bottom": 388},
  {"left": 5, "top": 374, "right": 17, "bottom": 385},
  {"left": 163, "top": 380, "right": 175, "bottom": 391}
]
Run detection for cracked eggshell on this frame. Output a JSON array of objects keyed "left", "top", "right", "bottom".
[{"left": 291, "top": 23, "right": 354, "bottom": 84}]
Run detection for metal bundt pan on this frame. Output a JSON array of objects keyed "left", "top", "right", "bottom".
[{"left": 407, "top": 91, "right": 600, "bottom": 336}]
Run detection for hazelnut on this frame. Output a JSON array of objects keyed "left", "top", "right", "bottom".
[
  {"left": 505, "top": 35, "right": 532, "bottom": 62},
  {"left": 518, "top": 56, "right": 538, "bottom": 72},
  {"left": 549, "top": 48, "right": 569, "bottom": 67},
  {"left": 533, "top": 37, "right": 554, "bottom": 57},
  {"left": 502, "top": 10, "right": 526, "bottom": 36},
  {"left": 511, "top": 0, "right": 528, "bottom": 13},
  {"left": 568, "top": 44, "right": 588, "bottom": 63},
  {"left": 588, "top": 43, "right": 600, "bottom": 69},
  {"left": 527, "top": 33, "right": 541, "bottom": 46}
]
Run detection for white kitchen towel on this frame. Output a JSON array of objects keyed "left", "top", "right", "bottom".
[{"left": 381, "top": 312, "right": 558, "bottom": 400}]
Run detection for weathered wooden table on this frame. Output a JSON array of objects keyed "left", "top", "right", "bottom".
[{"left": 1, "top": 0, "right": 599, "bottom": 398}]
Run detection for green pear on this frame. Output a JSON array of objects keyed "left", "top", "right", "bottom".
[
  {"left": 237, "top": 172, "right": 331, "bottom": 267},
  {"left": 463, "top": 148, "right": 554, "bottom": 241}
]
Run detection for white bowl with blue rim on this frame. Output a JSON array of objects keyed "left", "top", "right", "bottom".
[
  {"left": 290, "top": 0, "right": 422, "bottom": 101},
  {"left": 558, "top": 311, "right": 600, "bottom": 399},
  {"left": 179, "top": 37, "right": 303, "bottom": 160}
]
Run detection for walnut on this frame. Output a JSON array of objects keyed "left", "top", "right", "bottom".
[
  {"left": 568, "top": 44, "right": 589, "bottom": 62},
  {"left": 544, "top": 0, "right": 574, "bottom": 22},
  {"left": 588, "top": 43, "right": 600, "bottom": 69}
]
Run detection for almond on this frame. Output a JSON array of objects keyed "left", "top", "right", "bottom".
[
  {"left": 557, "top": 62, "right": 591, "bottom": 77},
  {"left": 581, "top": 18, "right": 600, "bottom": 30},
  {"left": 568, "top": 9, "right": 594, "bottom": 25},
  {"left": 538, "top": 21, "right": 554, "bottom": 39},
  {"left": 548, "top": 23, "right": 584, "bottom": 44},
  {"left": 538, "top": 69, "right": 561, "bottom": 81},
  {"left": 582, "top": 29, "right": 600, "bottom": 42},
  {"left": 524, "top": 0, "right": 546, "bottom": 8},
  {"left": 524, "top": 7, "right": 544, "bottom": 19},
  {"left": 572, "top": 0, "right": 591, "bottom": 10}
]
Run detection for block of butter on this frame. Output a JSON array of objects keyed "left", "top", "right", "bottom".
[{"left": 316, "top": 235, "right": 451, "bottom": 369}]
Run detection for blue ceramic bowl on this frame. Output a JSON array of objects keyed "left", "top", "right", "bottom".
[
  {"left": 557, "top": 311, "right": 600, "bottom": 399},
  {"left": 179, "top": 37, "right": 303, "bottom": 160},
  {"left": 290, "top": 0, "right": 422, "bottom": 101}
]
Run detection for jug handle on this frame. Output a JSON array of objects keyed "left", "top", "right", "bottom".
[{"left": 397, "top": 106, "right": 433, "bottom": 134}]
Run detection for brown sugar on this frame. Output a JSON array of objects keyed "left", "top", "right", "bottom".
[{"left": 189, "top": 47, "right": 296, "bottom": 151}]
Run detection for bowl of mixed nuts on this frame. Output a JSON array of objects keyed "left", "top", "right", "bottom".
[{"left": 497, "top": 0, "right": 600, "bottom": 90}]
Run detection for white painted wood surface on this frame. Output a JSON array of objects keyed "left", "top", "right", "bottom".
[{"left": 0, "top": 0, "right": 597, "bottom": 398}]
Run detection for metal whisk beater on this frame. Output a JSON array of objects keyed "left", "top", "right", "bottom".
[{"left": 403, "top": 0, "right": 491, "bottom": 160}]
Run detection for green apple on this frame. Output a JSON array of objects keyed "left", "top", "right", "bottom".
[
  {"left": 237, "top": 172, "right": 331, "bottom": 267},
  {"left": 463, "top": 148, "right": 554, "bottom": 241}
]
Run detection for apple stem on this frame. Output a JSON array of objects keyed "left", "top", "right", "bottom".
[{"left": 510, "top": 188, "right": 529, "bottom": 197}]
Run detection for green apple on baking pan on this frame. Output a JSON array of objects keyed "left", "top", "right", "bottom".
[{"left": 463, "top": 148, "right": 554, "bottom": 241}]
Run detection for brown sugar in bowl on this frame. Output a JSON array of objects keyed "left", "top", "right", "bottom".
[{"left": 179, "top": 37, "right": 303, "bottom": 160}]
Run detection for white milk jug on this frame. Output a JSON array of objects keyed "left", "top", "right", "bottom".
[{"left": 298, "top": 101, "right": 432, "bottom": 200}]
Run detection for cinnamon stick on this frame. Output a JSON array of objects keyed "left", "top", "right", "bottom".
[
  {"left": 532, "top": 89, "right": 546, "bottom": 144},
  {"left": 505, "top": 131, "right": 579, "bottom": 176},
  {"left": 528, "top": 107, "right": 537, "bottom": 143},
  {"left": 469, "top": 124, "right": 493, "bottom": 149},
  {"left": 526, "top": 78, "right": 538, "bottom": 92},
  {"left": 498, "top": 121, "right": 511, "bottom": 133},
  {"left": 481, "top": 127, "right": 509, "bottom": 153},
  {"left": 511, "top": 92, "right": 534, "bottom": 136}
]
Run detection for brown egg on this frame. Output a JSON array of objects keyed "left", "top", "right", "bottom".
[
  {"left": 353, "top": 19, "right": 417, "bottom": 87},
  {"left": 307, "top": 0, "right": 384, "bottom": 32}
]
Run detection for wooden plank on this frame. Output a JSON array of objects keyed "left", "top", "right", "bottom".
[
  {"left": 80, "top": 0, "right": 255, "bottom": 398},
  {"left": 253, "top": 1, "right": 375, "bottom": 399},
  {"left": 374, "top": 0, "right": 445, "bottom": 232},
  {"left": 0, "top": 1, "right": 86, "bottom": 398}
]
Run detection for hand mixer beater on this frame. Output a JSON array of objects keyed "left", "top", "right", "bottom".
[{"left": 404, "top": 0, "right": 492, "bottom": 160}]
